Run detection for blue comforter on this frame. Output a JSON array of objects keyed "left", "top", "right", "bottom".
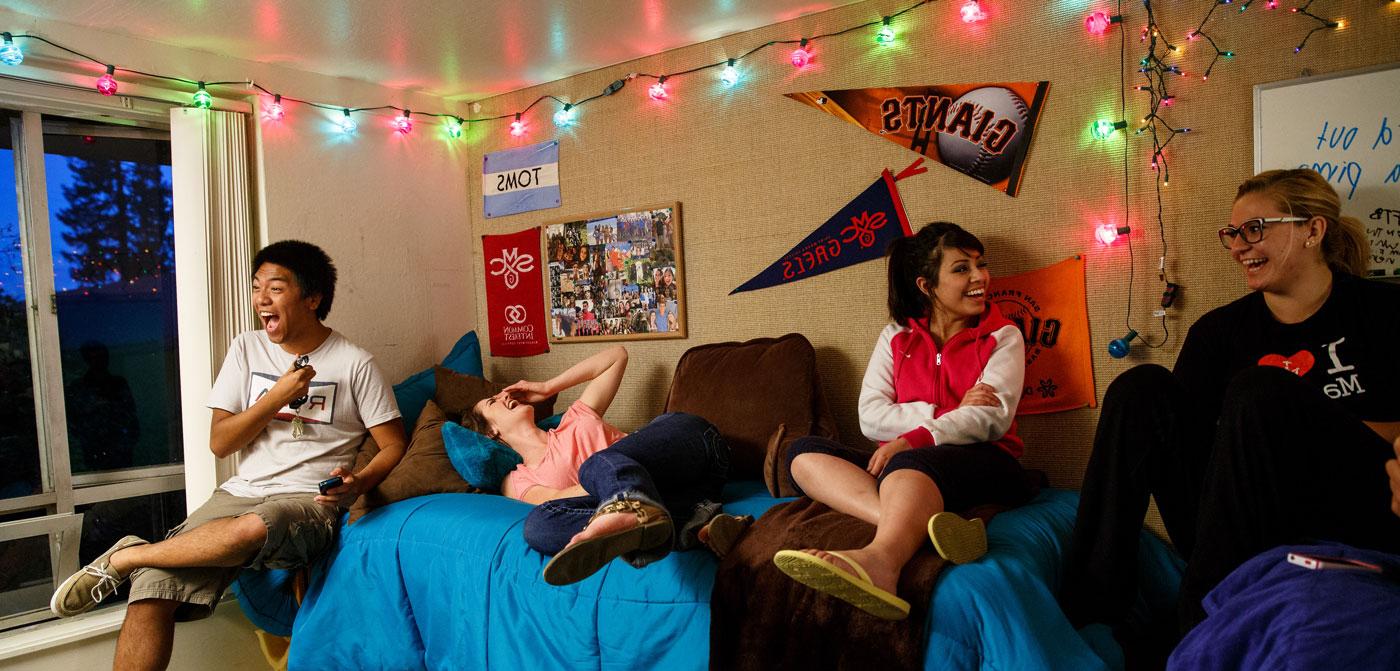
[{"left": 285, "top": 484, "right": 1180, "bottom": 670}]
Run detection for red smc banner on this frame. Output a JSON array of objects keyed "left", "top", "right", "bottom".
[{"left": 482, "top": 227, "right": 549, "bottom": 357}]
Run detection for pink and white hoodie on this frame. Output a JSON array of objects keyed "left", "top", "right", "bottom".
[{"left": 857, "top": 303, "right": 1025, "bottom": 458}]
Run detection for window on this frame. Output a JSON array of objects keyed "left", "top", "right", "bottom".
[{"left": 1, "top": 109, "right": 185, "bottom": 631}]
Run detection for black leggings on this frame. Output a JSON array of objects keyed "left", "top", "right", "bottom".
[
  {"left": 786, "top": 435, "right": 1032, "bottom": 513},
  {"left": 1062, "top": 364, "right": 1400, "bottom": 632}
]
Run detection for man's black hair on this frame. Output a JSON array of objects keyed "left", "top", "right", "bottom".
[{"left": 252, "top": 240, "right": 337, "bottom": 320}]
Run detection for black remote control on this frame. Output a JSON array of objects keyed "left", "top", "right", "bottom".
[
  {"left": 291, "top": 355, "right": 310, "bottom": 409},
  {"left": 318, "top": 476, "right": 343, "bottom": 495}
]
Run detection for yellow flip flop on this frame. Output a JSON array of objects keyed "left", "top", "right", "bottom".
[
  {"left": 927, "top": 512, "right": 987, "bottom": 564},
  {"left": 773, "top": 549, "right": 911, "bottom": 620}
]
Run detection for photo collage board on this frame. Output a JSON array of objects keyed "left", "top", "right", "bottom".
[{"left": 544, "top": 204, "right": 685, "bottom": 342}]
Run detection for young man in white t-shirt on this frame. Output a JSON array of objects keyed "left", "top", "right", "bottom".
[{"left": 49, "top": 240, "right": 407, "bottom": 670}]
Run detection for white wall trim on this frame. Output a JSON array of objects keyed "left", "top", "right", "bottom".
[
  {"left": 170, "top": 108, "right": 256, "bottom": 511},
  {"left": 0, "top": 606, "right": 125, "bottom": 661}
]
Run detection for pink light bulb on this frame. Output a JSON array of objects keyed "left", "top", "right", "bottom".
[
  {"left": 509, "top": 114, "right": 526, "bottom": 137},
  {"left": 1096, "top": 223, "right": 1126, "bottom": 245},
  {"left": 95, "top": 66, "right": 118, "bottom": 96},
  {"left": 1085, "top": 12, "right": 1111, "bottom": 35},
  {"left": 961, "top": 0, "right": 986, "bottom": 23},
  {"left": 392, "top": 110, "right": 413, "bottom": 134},
  {"left": 790, "top": 46, "right": 811, "bottom": 68},
  {"left": 264, "top": 94, "right": 285, "bottom": 121}
]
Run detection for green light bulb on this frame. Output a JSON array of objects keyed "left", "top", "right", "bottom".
[
  {"left": 193, "top": 83, "right": 212, "bottom": 109},
  {"left": 1091, "top": 119, "right": 1127, "bottom": 140},
  {"left": 876, "top": 18, "right": 896, "bottom": 45}
]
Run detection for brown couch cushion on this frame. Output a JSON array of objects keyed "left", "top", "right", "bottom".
[
  {"left": 347, "top": 399, "right": 476, "bottom": 524},
  {"left": 432, "top": 366, "right": 556, "bottom": 423},
  {"left": 664, "top": 333, "right": 839, "bottom": 492}
]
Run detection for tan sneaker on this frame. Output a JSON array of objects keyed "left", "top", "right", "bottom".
[
  {"left": 50, "top": 535, "right": 148, "bottom": 617},
  {"left": 699, "top": 514, "right": 754, "bottom": 560}
]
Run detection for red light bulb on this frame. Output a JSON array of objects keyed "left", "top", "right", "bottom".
[
  {"left": 961, "top": 0, "right": 986, "bottom": 23},
  {"left": 1096, "top": 223, "right": 1130, "bottom": 245},
  {"left": 648, "top": 76, "right": 668, "bottom": 101}
]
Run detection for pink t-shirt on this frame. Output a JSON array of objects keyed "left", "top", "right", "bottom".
[{"left": 502, "top": 401, "right": 628, "bottom": 501}]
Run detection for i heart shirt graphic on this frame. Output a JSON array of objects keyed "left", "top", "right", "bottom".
[{"left": 1258, "top": 350, "right": 1314, "bottom": 376}]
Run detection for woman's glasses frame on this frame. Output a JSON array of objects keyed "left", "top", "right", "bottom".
[{"left": 1217, "top": 217, "right": 1309, "bottom": 249}]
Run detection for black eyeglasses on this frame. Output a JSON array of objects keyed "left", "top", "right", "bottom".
[{"left": 1217, "top": 217, "right": 1308, "bottom": 249}]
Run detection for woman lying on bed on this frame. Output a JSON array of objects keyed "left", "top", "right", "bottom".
[
  {"left": 774, "top": 222, "right": 1034, "bottom": 620},
  {"left": 469, "top": 345, "right": 750, "bottom": 586}
]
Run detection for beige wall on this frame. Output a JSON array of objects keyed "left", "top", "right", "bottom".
[
  {"left": 0, "top": 5, "right": 476, "bottom": 382},
  {"left": 469, "top": 0, "right": 1400, "bottom": 488}
]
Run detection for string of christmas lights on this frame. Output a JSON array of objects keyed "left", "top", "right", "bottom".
[
  {"left": 0, "top": 0, "right": 973, "bottom": 140},
  {"left": 1091, "top": 0, "right": 1351, "bottom": 357},
  {"left": 1187, "top": 1, "right": 1236, "bottom": 80},
  {"left": 1288, "top": 0, "right": 1345, "bottom": 53}
]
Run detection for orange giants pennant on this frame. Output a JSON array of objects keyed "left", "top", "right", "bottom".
[
  {"left": 991, "top": 256, "right": 1096, "bottom": 414},
  {"left": 786, "top": 82, "right": 1049, "bottom": 196}
]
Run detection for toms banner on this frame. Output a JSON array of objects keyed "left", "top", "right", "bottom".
[
  {"left": 482, "top": 227, "right": 550, "bottom": 357},
  {"left": 991, "top": 256, "right": 1096, "bottom": 415},
  {"left": 786, "top": 82, "right": 1050, "bottom": 196},
  {"left": 730, "top": 160, "right": 925, "bottom": 295},
  {"left": 483, "top": 140, "right": 561, "bottom": 218}
]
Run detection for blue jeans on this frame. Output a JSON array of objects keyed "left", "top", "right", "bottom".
[{"left": 522, "top": 412, "right": 729, "bottom": 567}]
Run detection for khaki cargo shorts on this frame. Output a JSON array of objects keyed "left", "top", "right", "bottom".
[{"left": 127, "top": 488, "right": 339, "bottom": 622}]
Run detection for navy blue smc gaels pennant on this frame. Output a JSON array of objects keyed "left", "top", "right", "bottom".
[{"left": 731, "top": 160, "right": 925, "bottom": 295}]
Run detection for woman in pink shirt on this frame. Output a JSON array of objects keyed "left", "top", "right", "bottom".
[
  {"left": 774, "top": 223, "right": 1032, "bottom": 620},
  {"left": 471, "top": 345, "right": 747, "bottom": 585}
]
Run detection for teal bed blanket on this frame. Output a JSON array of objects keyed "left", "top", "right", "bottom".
[{"left": 282, "top": 484, "right": 1180, "bottom": 670}]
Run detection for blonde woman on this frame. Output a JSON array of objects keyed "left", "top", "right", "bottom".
[{"left": 1062, "top": 169, "right": 1400, "bottom": 638}]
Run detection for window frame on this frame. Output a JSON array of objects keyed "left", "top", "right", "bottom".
[{"left": 0, "top": 93, "right": 184, "bottom": 631}]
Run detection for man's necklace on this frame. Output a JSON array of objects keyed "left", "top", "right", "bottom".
[{"left": 291, "top": 355, "right": 310, "bottom": 439}]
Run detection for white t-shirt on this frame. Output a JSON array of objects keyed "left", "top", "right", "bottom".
[{"left": 207, "top": 330, "right": 400, "bottom": 497}]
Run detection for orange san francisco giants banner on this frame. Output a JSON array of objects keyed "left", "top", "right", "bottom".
[
  {"left": 991, "top": 256, "right": 1096, "bottom": 414},
  {"left": 786, "top": 82, "right": 1049, "bottom": 197}
]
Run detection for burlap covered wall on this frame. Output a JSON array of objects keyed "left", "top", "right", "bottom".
[{"left": 466, "top": 1, "right": 1400, "bottom": 490}]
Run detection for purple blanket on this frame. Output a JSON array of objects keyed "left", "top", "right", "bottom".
[{"left": 1171, "top": 543, "right": 1400, "bottom": 670}]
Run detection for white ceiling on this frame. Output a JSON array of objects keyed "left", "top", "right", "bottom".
[{"left": 9, "top": 0, "right": 866, "bottom": 101}]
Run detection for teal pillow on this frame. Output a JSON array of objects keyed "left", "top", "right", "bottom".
[
  {"left": 442, "top": 414, "right": 561, "bottom": 491},
  {"left": 441, "top": 331, "right": 485, "bottom": 376},
  {"left": 393, "top": 332, "right": 483, "bottom": 429}
]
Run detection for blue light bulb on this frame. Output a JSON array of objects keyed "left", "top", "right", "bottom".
[
  {"left": 553, "top": 104, "right": 576, "bottom": 127},
  {"left": 338, "top": 109, "right": 357, "bottom": 134},
  {"left": 720, "top": 60, "right": 740, "bottom": 88},
  {"left": 1108, "top": 330, "right": 1139, "bottom": 359},
  {"left": 0, "top": 33, "right": 21, "bottom": 66}
]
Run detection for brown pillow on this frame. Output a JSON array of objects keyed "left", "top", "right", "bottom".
[
  {"left": 346, "top": 399, "right": 477, "bottom": 524},
  {"left": 432, "top": 366, "right": 556, "bottom": 424},
  {"left": 664, "top": 333, "right": 839, "bottom": 488}
]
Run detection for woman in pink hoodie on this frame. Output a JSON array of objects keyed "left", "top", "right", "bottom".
[{"left": 774, "top": 222, "right": 1032, "bottom": 620}]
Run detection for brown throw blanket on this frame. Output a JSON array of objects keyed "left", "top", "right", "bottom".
[{"left": 710, "top": 498, "right": 998, "bottom": 670}]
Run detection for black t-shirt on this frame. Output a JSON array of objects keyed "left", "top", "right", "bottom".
[{"left": 1173, "top": 272, "right": 1400, "bottom": 424}]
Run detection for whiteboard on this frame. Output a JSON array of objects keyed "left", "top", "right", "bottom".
[{"left": 1254, "top": 63, "right": 1400, "bottom": 276}]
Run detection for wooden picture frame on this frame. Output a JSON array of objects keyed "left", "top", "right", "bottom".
[{"left": 542, "top": 203, "right": 685, "bottom": 342}]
